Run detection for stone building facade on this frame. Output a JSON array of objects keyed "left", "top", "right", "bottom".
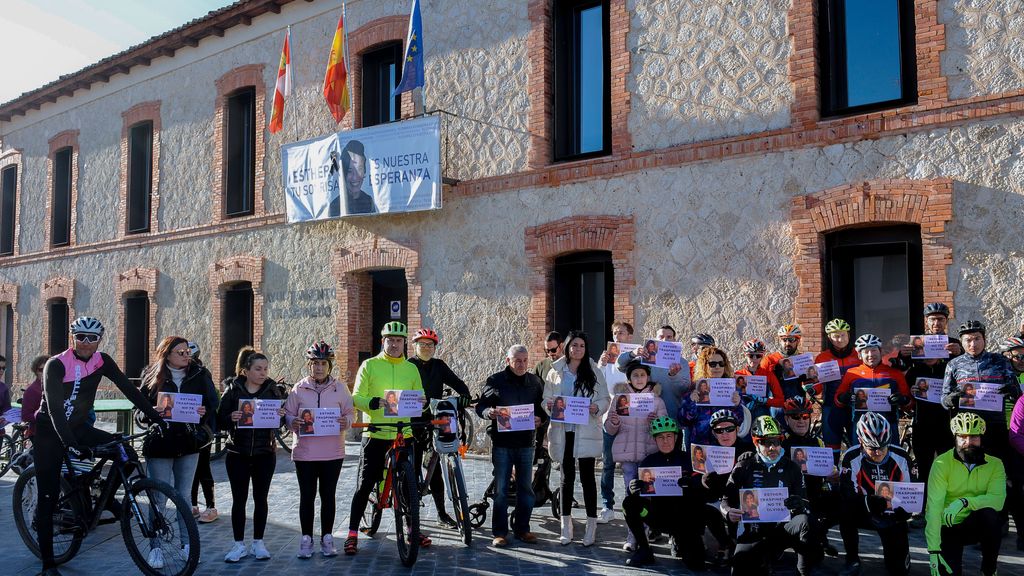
[{"left": 0, "top": 0, "right": 1022, "bottom": 442}]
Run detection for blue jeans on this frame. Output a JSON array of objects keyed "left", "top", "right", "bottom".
[
  {"left": 601, "top": 430, "right": 615, "bottom": 509},
  {"left": 491, "top": 446, "right": 535, "bottom": 537},
  {"left": 146, "top": 452, "right": 200, "bottom": 546}
]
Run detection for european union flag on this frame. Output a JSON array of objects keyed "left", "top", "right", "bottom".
[{"left": 392, "top": 0, "right": 424, "bottom": 97}]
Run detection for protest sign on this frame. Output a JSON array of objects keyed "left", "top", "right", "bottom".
[
  {"left": 740, "top": 375, "right": 768, "bottom": 397},
  {"left": 799, "top": 446, "right": 835, "bottom": 476},
  {"left": 854, "top": 388, "right": 891, "bottom": 412},
  {"left": 740, "top": 487, "right": 791, "bottom": 523},
  {"left": 550, "top": 395, "right": 590, "bottom": 425},
  {"left": 692, "top": 444, "right": 735, "bottom": 474},
  {"left": 382, "top": 389, "right": 423, "bottom": 417},
  {"left": 238, "top": 399, "right": 283, "bottom": 429},
  {"left": 637, "top": 466, "right": 683, "bottom": 497},
  {"left": 497, "top": 404, "right": 535, "bottom": 432},
  {"left": 910, "top": 335, "right": 950, "bottom": 360},
  {"left": 912, "top": 377, "right": 944, "bottom": 404},
  {"left": 157, "top": 392, "right": 202, "bottom": 424}
]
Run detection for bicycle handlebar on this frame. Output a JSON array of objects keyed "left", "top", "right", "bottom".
[{"left": 351, "top": 418, "right": 450, "bottom": 430}]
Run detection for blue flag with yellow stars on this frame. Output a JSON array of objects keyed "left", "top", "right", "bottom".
[{"left": 392, "top": 0, "right": 424, "bottom": 97}]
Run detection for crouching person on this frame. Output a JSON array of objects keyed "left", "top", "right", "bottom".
[{"left": 622, "top": 416, "right": 707, "bottom": 571}]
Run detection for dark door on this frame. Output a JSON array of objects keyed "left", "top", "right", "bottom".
[
  {"left": 123, "top": 292, "right": 149, "bottom": 379},
  {"left": 48, "top": 298, "right": 69, "bottom": 356},
  {"left": 222, "top": 282, "right": 254, "bottom": 379},
  {"left": 369, "top": 269, "right": 408, "bottom": 359},
  {"left": 825, "top": 225, "right": 923, "bottom": 343},
  {"left": 552, "top": 251, "right": 613, "bottom": 361}
]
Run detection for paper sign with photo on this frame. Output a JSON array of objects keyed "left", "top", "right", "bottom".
[
  {"left": 158, "top": 392, "right": 202, "bottom": 424},
  {"left": 640, "top": 340, "right": 684, "bottom": 369},
  {"left": 909, "top": 335, "right": 950, "bottom": 360},
  {"left": 629, "top": 393, "right": 655, "bottom": 418},
  {"left": 550, "top": 395, "right": 590, "bottom": 425},
  {"left": 853, "top": 388, "right": 891, "bottom": 412},
  {"left": 890, "top": 482, "right": 926, "bottom": 514},
  {"left": 740, "top": 375, "right": 768, "bottom": 398},
  {"left": 695, "top": 378, "right": 736, "bottom": 407},
  {"left": 617, "top": 343, "right": 640, "bottom": 357},
  {"left": 637, "top": 466, "right": 683, "bottom": 497},
  {"left": 308, "top": 407, "right": 341, "bottom": 436},
  {"left": 382, "top": 389, "right": 423, "bottom": 417},
  {"left": 790, "top": 353, "right": 816, "bottom": 377},
  {"left": 740, "top": 487, "right": 791, "bottom": 523},
  {"left": 798, "top": 446, "right": 834, "bottom": 476},
  {"left": 238, "top": 399, "right": 283, "bottom": 429},
  {"left": 496, "top": 404, "right": 535, "bottom": 432},
  {"left": 692, "top": 444, "right": 735, "bottom": 474},
  {"left": 605, "top": 341, "right": 626, "bottom": 360},
  {"left": 960, "top": 382, "right": 1002, "bottom": 412},
  {"left": 812, "top": 361, "right": 842, "bottom": 383},
  {"left": 912, "top": 377, "right": 944, "bottom": 404}
]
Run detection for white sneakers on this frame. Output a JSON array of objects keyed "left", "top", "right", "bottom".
[
  {"left": 598, "top": 507, "right": 615, "bottom": 524},
  {"left": 147, "top": 548, "right": 164, "bottom": 569},
  {"left": 321, "top": 534, "right": 338, "bottom": 557},
  {"left": 297, "top": 535, "right": 314, "bottom": 559},
  {"left": 224, "top": 541, "right": 248, "bottom": 563},
  {"left": 251, "top": 539, "right": 271, "bottom": 560}
]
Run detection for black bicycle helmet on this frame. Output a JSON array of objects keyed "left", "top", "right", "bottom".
[
  {"left": 957, "top": 320, "right": 986, "bottom": 337},
  {"left": 923, "top": 302, "right": 950, "bottom": 317}
]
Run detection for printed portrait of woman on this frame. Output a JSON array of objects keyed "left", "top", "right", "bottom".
[
  {"left": 742, "top": 490, "right": 760, "bottom": 520},
  {"left": 239, "top": 400, "right": 255, "bottom": 427},
  {"left": 299, "top": 409, "right": 315, "bottom": 434}
]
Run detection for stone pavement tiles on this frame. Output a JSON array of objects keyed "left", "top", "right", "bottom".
[{"left": 3, "top": 442, "right": 1023, "bottom": 575}]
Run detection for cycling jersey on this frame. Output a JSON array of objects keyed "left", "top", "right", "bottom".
[
  {"left": 815, "top": 347, "right": 860, "bottom": 376},
  {"left": 835, "top": 363, "right": 912, "bottom": 408},
  {"left": 408, "top": 357, "right": 469, "bottom": 401},
  {"left": 840, "top": 444, "right": 911, "bottom": 499},
  {"left": 924, "top": 447, "right": 1006, "bottom": 551},
  {"left": 941, "top": 351, "right": 1019, "bottom": 428},
  {"left": 735, "top": 365, "right": 784, "bottom": 408},
  {"left": 352, "top": 351, "right": 424, "bottom": 440}
]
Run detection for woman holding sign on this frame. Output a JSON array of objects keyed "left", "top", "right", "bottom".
[
  {"left": 680, "top": 347, "right": 744, "bottom": 449},
  {"left": 216, "top": 349, "right": 287, "bottom": 563},
  {"left": 139, "top": 336, "right": 218, "bottom": 569},
  {"left": 603, "top": 359, "right": 667, "bottom": 550},
  {"left": 544, "top": 331, "right": 609, "bottom": 547},
  {"left": 284, "top": 341, "right": 354, "bottom": 559}
]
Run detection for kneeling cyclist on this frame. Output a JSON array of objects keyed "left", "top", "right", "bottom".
[{"left": 926, "top": 412, "right": 1005, "bottom": 576}]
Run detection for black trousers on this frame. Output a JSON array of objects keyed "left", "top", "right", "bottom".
[
  {"left": 294, "top": 459, "right": 344, "bottom": 537},
  {"left": 732, "top": 514, "right": 820, "bottom": 576},
  {"left": 224, "top": 451, "right": 276, "bottom": 541},
  {"left": 560, "top": 432, "right": 597, "bottom": 517},
  {"left": 190, "top": 444, "right": 215, "bottom": 508},
  {"left": 839, "top": 500, "right": 909, "bottom": 575},
  {"left": 937, "top": 507, "right": 1001, "bottom": 575},
  {"left": 348, "top": 437, "right": 395, "bottom": 532},
  {"left": 622, "top": 492, "right": 706, "bottom": 571}
]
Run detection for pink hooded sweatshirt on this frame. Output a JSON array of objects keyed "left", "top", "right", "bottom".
[{"left": 284, "top": 376, "right": 355, "bottom": 461}]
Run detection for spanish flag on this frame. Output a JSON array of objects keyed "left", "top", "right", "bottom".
[
  {"left": 323, "top": 11, "right": 350, "bottom": 124},
  {"left": 268, "top": 28, "right": 291, "bottom": 134}
]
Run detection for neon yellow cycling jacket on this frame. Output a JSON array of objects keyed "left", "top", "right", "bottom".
[
  {"left": 352, "top": 351, "right": 424, "bottom": 440},
  {"left": 925, "top": 447, "right": 1005, "bottom": 551}
]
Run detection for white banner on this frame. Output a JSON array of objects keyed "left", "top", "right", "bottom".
[{"left": 283, "top": 116, "right": 442, "bottom": 222}]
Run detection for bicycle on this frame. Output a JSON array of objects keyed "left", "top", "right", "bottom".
[
  {"left": 12, "top": 427, "right": 200, "bottom": 576},
  {"left": 418, "top": 398, "right": 472, "bottom": 545},
  {"left": 355, "top": 418, "right": 446, "bottom": 567},
  {"left": 1, "top": 421, "right": 30, "bottom": 477}
]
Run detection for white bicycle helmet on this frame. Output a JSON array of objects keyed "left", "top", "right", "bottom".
[
  {"left": 854, "top": 334, "right": 882, "bottom": 351},
  {"left": 856, "top": 412, "right": 890, "bottom": 449},
  {"left": 69, "top": 316, "right": 105, "bottom": 336}
]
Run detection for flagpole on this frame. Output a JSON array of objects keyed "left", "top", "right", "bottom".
[
  {"left": 418, "top": 0, "right": 426, "bottom": 115},
  {"left": 343, "top": 1, "right": 352, "bottom": 123}
]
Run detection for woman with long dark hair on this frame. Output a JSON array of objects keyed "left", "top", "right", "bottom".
[
  {"left": 140, "top": 336, "right": 218, "bottom": 567},
  {"left": 543, "top": 330, "right": 609, "bottom": 546}
]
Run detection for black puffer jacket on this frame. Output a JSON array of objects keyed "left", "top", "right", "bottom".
[
  {"left": 217, "top": 377, "right": 286, "bottom": 456},
  {"left": 140, "top": 362, "right": 218, "bottom": 459}
]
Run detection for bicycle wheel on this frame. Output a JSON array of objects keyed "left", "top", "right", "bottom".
[
  {"left": 12, "top": 466, "right": 85, "bottom": 564},
  {"left": 120, "top": 477, "right": 200, "bottom": 576},
  {"left": 446, "top": 455, "right": 472, "bottom": 546},
  {"left": 276, "top": 425, "right": 293, "bottom": 454},
  {"left": 393, "top": 458, "right": 420, "bottom": 567},
  {"left": 0, "top": 433, "right": 14, "bottom": 477},
  {"left": 360, "top": 489, "right": 383, "bottom": 536},
  {"left": 210, "top": 432, "right": 229, "bottom": 461}
]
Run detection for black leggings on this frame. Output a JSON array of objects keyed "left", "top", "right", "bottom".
[
  {"left": 348, "top": 437, "right": 393, "bottom": 532},
  {"left": 295, "top": 459, "right": 344, "bottom": 537},
  {"left": 224, "top": 451, "right": 276, "bottom": 541},
  {"left": 560, "top": 432, "right": 597, "bottom": 517},
  {"left": 190, "top": 444, "right": 214, "bottom": 508},
  {"left": 34, "top": 421, "right": 115, "bottom": 569}
]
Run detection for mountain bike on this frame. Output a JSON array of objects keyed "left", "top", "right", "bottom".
[
  {"left": 355, "top": 418, "right": 445, "bottom": 567},
  {"left": 418, "top": 398, "right": 472, "bottom": 545},
  {"left": 1, "top": 421, "right": 30, "bottom": 477},
  {"left": 12, "top": 427, "right": 200, "bottom": 576}
]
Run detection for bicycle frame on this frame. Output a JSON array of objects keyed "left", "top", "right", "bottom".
[{"left": 353, "top": 419, "right": 446, "bottom": 512}]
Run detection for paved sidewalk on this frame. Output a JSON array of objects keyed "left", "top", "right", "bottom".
[{"left": 3, "top": 443, "right": 1022, "bottom": 575}]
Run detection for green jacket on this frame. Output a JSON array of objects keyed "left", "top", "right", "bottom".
[
  {"left": 352, "top": 351, "right": 424, "bottom": 440},
  {"left": 925, "top": 447, "right": 1006, "bottom": 551}
]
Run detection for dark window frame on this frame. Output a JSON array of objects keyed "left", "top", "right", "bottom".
[
  {"left": 552, "top": 250, "right": 614, "bottom": 361},
  {"left": 224, "top": 87, "right": 256, "bottom": 218},
  {"left": 123, "top": 291, "right": 150, "bottom": 380},
  {"left": 221, "top": 281, "right": 254, "bottom": 379},
  {"left": 51, "top": 147, "right": 73, "bottom": 247},
  {"left": 553, "top": 0, "right": 611, "bottom": 162},
  {"left": 0, "top": 165, "right": 16, "bottom": 255},
  {"left": 126, "top": 121, "right": 153, "bottom": 234},
  {"left": 818, "top": 0, "right": 918, "bottom": 118},
  {"left": 361, "top": 42, "right": 403, "bottom": 128},
  {"left": 47, "top": 297, "right": 69, "bottom": 356}
]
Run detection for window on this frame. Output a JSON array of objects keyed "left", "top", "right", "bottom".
[
  {"left": 1, "top": 303, "right": 12, "bottom": 365},
  {"left": 51, "top": 147, "right": 73, "bottom": 247},
  {"left": 225, "top": 88, "right": 256, "bottom": 217},
  {"left": 48, "top": 298, "right": 69, "bottom": 355},
  {"left": 554, "top": 0, "right": 610, "bottom": 161},
  {"left": 825, "top": 225, "right": 923, "bottom": 342},
  {"left": 123, "top": 292, "right": 149, "bottom": 379},
  {"left": 819, "top": 0, "right": 917, "bottom": 116},
  {"left": 127, "top": 121, "right": 153, "bottom": 233},
  {"left": 1, "top": 165, "right": 16, "bottom": 255},
  {"left": 362, "top": 43, "right": 402, "bottom": 127},
  {"left": 221, "top": 282, "right": 254, "bottom": 379},
  {"left": 552, "top": 251, "right": 613, "bottom": 361}
]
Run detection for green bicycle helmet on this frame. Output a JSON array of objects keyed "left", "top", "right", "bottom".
[
  {"left": 825, "top": 318, "right": 851, "bottom": 334},
  {"left": 381, "top": 321, "right": 408, "bottom": 338},
  {"left": 650, "top": 416, "right": 680, "bottom": 437},
  {"left": 751, "top": 415, "right": 784, "bottom": 439},
  {"left": 950, "top": 412, "right": 986, "bottom": 436}
]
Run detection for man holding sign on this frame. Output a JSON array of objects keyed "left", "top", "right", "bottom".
[
  {"left": 781, "top": 397, "right": 840, "bottom": 557},
  {"left": 835, "top": 334, "right": 913, "bottom": 446}
]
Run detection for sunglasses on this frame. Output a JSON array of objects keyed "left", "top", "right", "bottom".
[
  {"left": 172, "top": 349, "right": 191, "bottom": 357},
  {"left": 787, "top": 413, "right": 811, "bottom": 420},
  {"left": 73, "top": 333, "right": 100, "bottom": 343},
  {"left": 707, "top": 361, "right": 725, "bottom": 368},
  {"left": 0, "top": 365, "right": 6, "bottom": 371},
  {"left": 779, "top": 337, "right": 799, "bottom": 343},
  {"left": 1010, "top": 354, "right": 1024, "bottom": 361},
  {"left": 712, "top": 425, "right": 737, "bottom": 434},
  {"left": 746, "top": 353, "right": 764, "bottom": 358},
  {"left": 757, "top": 438, "right": 782, "bottom": 448},
  {"left": 546, "top": 347, "right": 559, "bottom": 354}
]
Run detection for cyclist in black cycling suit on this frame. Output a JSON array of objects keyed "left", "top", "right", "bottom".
[{"left": 34, "top": 317, "right": 166, "bottom": 576}]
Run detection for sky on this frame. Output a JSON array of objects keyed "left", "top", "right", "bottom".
[{"left": 0, "top": 0, "right": 235, "bottom": 104}]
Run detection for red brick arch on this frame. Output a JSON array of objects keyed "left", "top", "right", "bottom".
[
  {"left": 208, "top": 255, "right": 265, "bottom": 383},
  {"left": 790, "top": 179, "right": 954, "bottom": 350},
  {"left": 525, "top": 215, "right": 636, "bottom": 363}
]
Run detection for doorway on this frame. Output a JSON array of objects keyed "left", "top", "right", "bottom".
[{"left": 368, "top": 269, "right": 408, "bottom": 359}]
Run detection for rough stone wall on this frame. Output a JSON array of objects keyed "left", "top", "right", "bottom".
[
  {"left": 939, "top": 0, "right": 1024, "bottom": 100},
  {"left": 628, "top": 0, "right": 794, "bottom": 151}
]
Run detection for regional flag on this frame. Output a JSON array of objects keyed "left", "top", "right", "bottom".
[
  {"left": 323, "top": 11, "right": 350, "bottom": 123},
  {"left": 391, "top": 0, "right": 424, "bottom": 97},
  {"left": 268, "top": 28, "right": 291, "bottom": 134}
]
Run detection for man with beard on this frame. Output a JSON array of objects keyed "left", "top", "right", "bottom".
[
  {"left": 761, "top": 324, "right": 808, "bottom": 415},
  {"left": 925, "top": 412, "right": 1005, "bottom": 576}
]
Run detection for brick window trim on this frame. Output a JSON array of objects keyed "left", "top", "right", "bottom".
[
  {"left": 45, "top": 130, "right": 80, "bottom": 249},
  {"left": 789, "top": 0, "right": 948, "bottom": 128},
  {"left": 525, "top": 215, "right": 636, "bottom": 365},
  {"left": 790, "top": 178, "right": 954, "bottom": 351},
  {"left": 0, "top": 283, "right": 19, "bottom": 385},
  {"left": 41, "top": 276, "right": 76, "bottom": 354},
  {"left": 331, "top": 238, "right": 422, "bottom": 384},
  {"left": 115, "top": 267, "right": 159, "bottom": 372},
  {"left": 0, "top": 150, "right": 23, "bottom": 257},
  {"left": 347, "top": 15, "right": 415, "bottom": 130},
  {"left": 208, "top": 255, "right": 265, "bottom": 384},
  {"left": 213, "top": 64, "right": 267, "bottom": 224},
  {"left": 119, "top": 101, "right": 162, "bottom": 237},
  {"left": 527, "top": 0, "right": 632, "bottom": 168}
]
